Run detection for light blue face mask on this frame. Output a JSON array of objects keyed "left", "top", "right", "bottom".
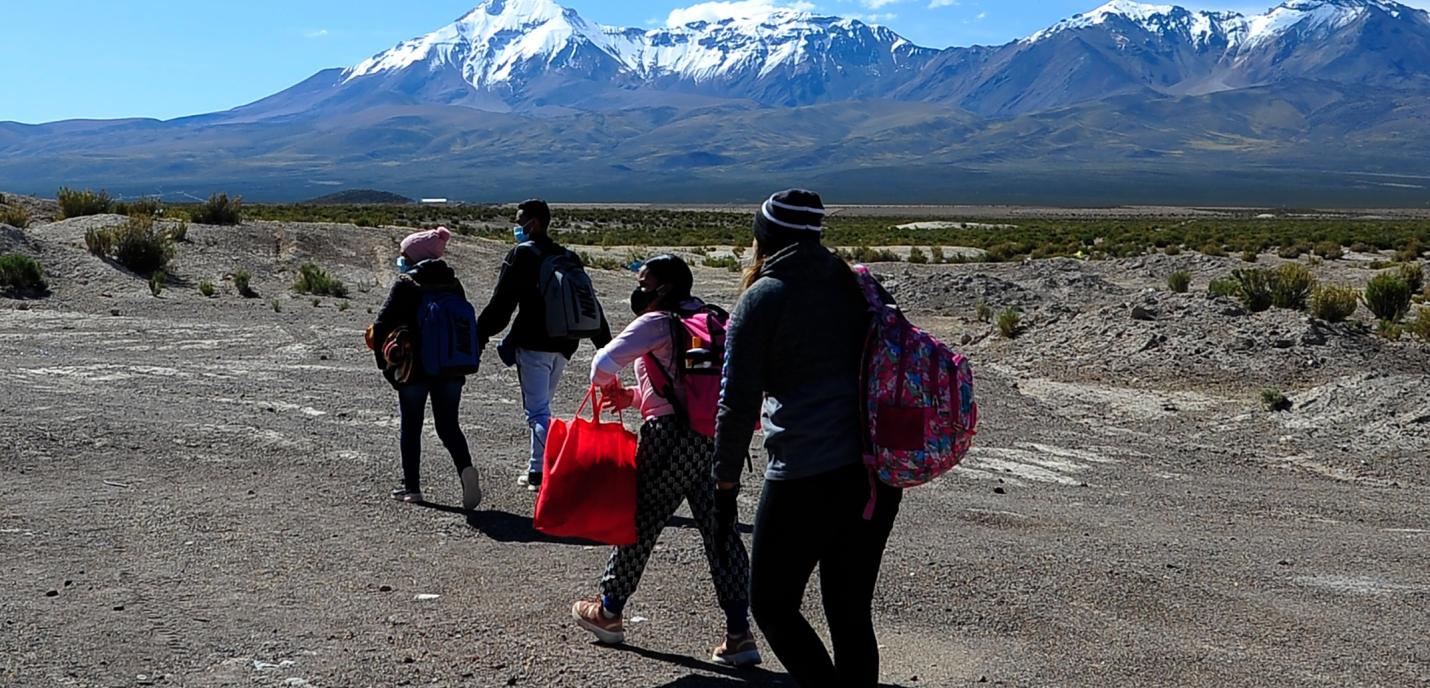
[
  {"left": 396, "top": 256, "right": 412, "bottom": 273},
  {"left": 513, "top": 225, "right": 529, "bottom": 244}
]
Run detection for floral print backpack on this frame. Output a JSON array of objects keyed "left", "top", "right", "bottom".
[{"left": 853, "top": 265, "right": 978, "bottom": 489}]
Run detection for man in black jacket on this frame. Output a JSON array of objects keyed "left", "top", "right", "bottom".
[{"left": 478, "top": 199, "right": 612, "bottom": 491}]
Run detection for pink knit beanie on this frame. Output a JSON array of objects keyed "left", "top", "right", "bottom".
[{"left": 400, "top": 227, "right": 451, "bottom": 262}]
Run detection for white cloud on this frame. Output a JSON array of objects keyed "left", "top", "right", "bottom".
[
  {"left": 861, "top": 0, "right": 901, "bottom": 8},
  {"left": 847, "top": 12, "right": 899, "bottom": 22},
  {"left": 976, "top": 11, "right": 986, "bottom": 20},
  {"left": 304, "top": 29, "right": 330, "bottom": 39},
  {"left": 666, "top": 0, "right": 817, "bottom": 27},
  {"left": 928, "top": 0, "right": 958, "bottom": 7}
]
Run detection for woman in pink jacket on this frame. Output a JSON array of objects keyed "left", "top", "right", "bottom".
[{"left": 569, "top": 255, "right": 760, "bottom": 667}]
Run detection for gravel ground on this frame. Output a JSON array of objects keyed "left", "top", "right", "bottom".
[{"left": 2, "top": 217, "right": 1427, "bottom": 687}]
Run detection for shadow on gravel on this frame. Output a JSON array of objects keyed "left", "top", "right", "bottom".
[
  {"left": 416, "top": 503, "right": 605, "bottom": 546},
  {"left": 667, "top": 515, "right": 754, "bottom": 535},
  {"left": 605, "top": 643, "right": 783, "bottom": 686}
]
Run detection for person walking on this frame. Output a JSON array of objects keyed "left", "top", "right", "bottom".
[
  {"left": 712, "top": 190, "right": 903, "bottom": 687},
  {"left": 370, "top": 227, "right": 483, "bottom": 510},
  {"left": 569, "top": 255, "right": 760, "bottom": 667},
  {"left": 477, "top": 199, "right": 611, "bottom": 492}
]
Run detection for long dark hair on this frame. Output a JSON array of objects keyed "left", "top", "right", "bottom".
[{"left": 643, "top": 254, "right": 694, "bottom": 309}]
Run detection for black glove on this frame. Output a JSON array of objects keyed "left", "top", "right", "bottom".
[{"left": 714, "top": 486, "right": 739, "bottom": 542}]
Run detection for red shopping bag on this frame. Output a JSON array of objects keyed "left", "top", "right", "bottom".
[{"left": 534, "top": 386, "right": 639, "bottom": 546}]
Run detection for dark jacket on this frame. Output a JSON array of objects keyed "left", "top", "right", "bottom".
[
  {"left": 371, "top": 259, "right": 467, "bottom": 389},
  {"left": 477, "top": 235, "right": 612, "bottom": 359},
  {"left": 712, "top": 239, "right": 871, "bottom": 483}
]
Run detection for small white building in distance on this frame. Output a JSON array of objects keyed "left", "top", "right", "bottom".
[{"left": 420, "top": 198, "right": 449, "bottom": 205}]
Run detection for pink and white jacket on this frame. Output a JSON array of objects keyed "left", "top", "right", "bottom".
[{"left": 590, "top": 301, "right": 702, "bottom": 421}]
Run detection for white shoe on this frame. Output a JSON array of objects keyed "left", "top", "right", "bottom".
[{"left": 460, "top": 466, "right": 483, "bottom": 511}]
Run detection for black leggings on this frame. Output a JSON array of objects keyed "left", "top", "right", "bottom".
[
  {"left": 397, "top": 379, "right": 473, "bottom": 492},
  {"left": 750, "top": 463, "right": 903, "bottom": 688}
]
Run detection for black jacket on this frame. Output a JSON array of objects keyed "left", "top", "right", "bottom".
[
  {"left": 477, "top": 235, "right": 612, "bottom": 359},
  {"left": 713, "top": 240, "right": 872, "bottom": 483},
  {"left": 371, "top": 260, "right": 467, "bottom": 389}
]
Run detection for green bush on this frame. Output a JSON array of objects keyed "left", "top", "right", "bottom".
[
  {"left": 1309, "top": 284, "right": 1359, "bottom": 322},
  {"left": 1199, "top": 242, "right": 1227, "bottom": 258},
  {"left": 148, "top": 271, "right": 166, "bottom": 297},
  {"left": 57, "top": 187, "right": 114, "bottom": 218},
  {"left": 1406, "top": 307, "right": 1430, "bottom": 342},
  {"left": 1208, "top": 277, "right": 1240, "bottom": 298},
  {"left": 272, "top": 299, "right": 282, "bottom": 313},
  {"left": 199, "top": 280, "right": 216, "bottom": 297},
  {"left": 930, "top": 246, "right": 946, "bottom": 264},
  {"left": 86, "top": 215, "right": 174, "bottom": 274},
  {"left": 1164, "top": 245, "right": 1182, "bottom": 256},
  {"left": 1399, "top": 238, "right": 1424, "bottom": 263},
  {"left": 1261, "top": 389, "right": 1291, "bottom": 412},
  {"left": 701, "top": 255, "right": 741, "bottom": 272},
  {"left": 1313, "top": 242, "right": 1344, "bottom": 260},
  {"left": 907, "top": 247, "right": 929, "bottom": 264},
  {"left": 1363, "top": 273, "right": 1412, "bottom": 322},
  {"left": 0, "top": 253, "right": 46, "bottom": 292},
  {"left": 233, "top": 269, "right": 255, "bottom": 298},
  {"left": 292, "top": 263, "right": 348, "bottom": 298},
  {"left": 1167, "top": 271, "right": 1192, "bottom": 294},
  {"left": 115, "top": 198, "right": 162, "bottom": 217},
  {"left": 1231, "top": 269, "right": 1273, "bottom": 312},
  {"left": 975, "top": 300, "right": 992, "bottom": 323},
  {"left": 996, "top": 308, "right": 1021, "bottom": 339},
  {"left": 1277, "top": 242, "right": 1310, "bottom": 260},
  {"left": 1240, "top": 248, "right": 1259, "bottom": 263},
  {"left": 1395, "top": 262, "right": 1424, "bottom": 294},
  {"left": 0, "top": 203, "right": 30, "bottom": 228},
  {"left": 1270, "top": 263, "right": 1316, "bottom": 310},
  {"left": 165, "top": 221, "right": 189, "bottom": 244},
  {"left": 1377, "top": 319, "right": 1404, "bottom": 341},
  {"left": 189, "top": 193, "right": 243, "bottom": 225},
  {"left": 339, "top": 301, "right": 351, "bottom": 312}
]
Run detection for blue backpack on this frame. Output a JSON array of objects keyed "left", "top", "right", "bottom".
[{"left": 417, "top": 289, "right": 481, "bottom": 376}]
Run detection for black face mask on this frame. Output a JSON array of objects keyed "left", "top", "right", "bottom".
[{"left": 630, "top": 287, "right": 659, "bottom": 316}]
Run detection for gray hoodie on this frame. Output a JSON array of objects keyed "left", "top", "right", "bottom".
[{"left": 713, "top": 239, "right": 870, "bottom": 483}]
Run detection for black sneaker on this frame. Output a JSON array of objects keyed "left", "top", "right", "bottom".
[{"left": 390, "top": 487, "right": 424, "bottom": 503}]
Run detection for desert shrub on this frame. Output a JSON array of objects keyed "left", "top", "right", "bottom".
[
  {"left": 339, "top": 301, "right": 351, "bottom": 312},
  {"left": 311, "top": 298, "right": 321, "bottom": 308},
  {"left": 1208, "top": 277, "right": 1240, "bottom": 298},
  {"left": 0, "top": 253, "right": 46, "bottom": 292},
  {"left": 1231, "top": 269, "right": 1272, "bottom": 312},
  {"left": 292, "top": 263, "right": 348, "bottom": 298},
  {"left": 1399, "top": 238, "right": 1424, "bottom": 263},
  {"left": 907, "top": 247, "right": 929, "bottom": 264},
  {"left": 975, "top": 300, "right": 992, "bottom": 323},
  {"left": 148, "top": 271, "right": 166, "bottom": 297},
  {"left": 1395, "top": 262, "right": 1424, "bottom": 294},
  {"left": 1313, "top": 242, "right": 1344, "bottom": 260},
  {"left": 701, "top": 255, "right": 741, "bottom": 272},
  {"left": 1167, "top": 271, "right": 1192, "bottom": 294},
  {"left": 579, "top": 252, "right": 627, "bottom": 271},
  {"left": 931, "top": 246, "right": 946, "bottom": 263},
  {"left": 57, "top": 187, "right": 114, "bottom": 218},
  {"left": 233, "top": 269, "right": 256, "bottom": 298},
  {"left": 115, "top": 198, "right": 162, "bottom": 217},
  {"left": 164, "top": 221, "right": 189, "bottom": 244},
  {"left": 1164, "top": 245, "right": 1182, "bottom": 256},
  {"left": 1363, "top": 273, "right": 1412, "bottom": 322},
  {"left": 846, "top": 246, "right": 901, "bottom": 263},
  {"left": 1240, "top": 248, "right": 1259, "bottom": 263},
  {"left": 1406, "top": 307, "right": 1430, "bottom": 342},
  {"left": 1277, "top": 242, "right": 1310, "bottom": 260},
  {"left": 1309, "top": 284, "right": 1359, "bottom": 322},
  {"left": 1270, "top": 263, "right": 1316, "bottom": 310},
  {"left": 1261, "top": 389, "right": 1291, "bottom": 412},
  {"left": 1198, "top": 242, "right": 1227, "bottom": 258},
  {"left": 86, "top": 214, "right": 174, "bottom": 274},
  {"left": 0, "top": 203, "right": 30, "bottom": 228},
  {"left": 189, "top": 193, "right": 243, "bottom": 225},
  {"left": 996, "top": 308, "right": 1021, "bottom": 339},
  {"left": 199, "top": 280, "right": 216, "bottom": 297},
  {"left": 1349, "top": 242, "right": 1375, "bottom": 254},
  {"left": 1377, "top": 319, "right": 1404, "bottom": 341},
  {"left": 272, "top": 299, "right": 282, "bottom": 313}
]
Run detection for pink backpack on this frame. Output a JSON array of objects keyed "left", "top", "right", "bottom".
[
  {"left": 855, "top": 265, "right": 978, "bottom": 488},
  {"left": 643, "top": 305, "right": 729, "bottom": 438}
]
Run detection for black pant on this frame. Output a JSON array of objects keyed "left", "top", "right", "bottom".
[
  {"left": 750, "top": 463, "right": 903, "bottom": 688},
  {"left": 397, "top": 379, "right": 473, "bottom": 492}
]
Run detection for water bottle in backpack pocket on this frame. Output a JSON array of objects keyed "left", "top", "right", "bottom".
[
  {"left": 417, "top": 290, "right": 482, "bottom": 376},
  {"left": 642, "top": 305, "right": 729, "bottom": 437}
]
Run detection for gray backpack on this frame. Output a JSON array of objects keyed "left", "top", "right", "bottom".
[{"left": 537, "top": 247, "right": 603, "bottom": 339}]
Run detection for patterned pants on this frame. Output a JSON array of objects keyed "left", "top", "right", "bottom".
[{"left": 600, "top": 417, "right": 750, "bottom": 618}]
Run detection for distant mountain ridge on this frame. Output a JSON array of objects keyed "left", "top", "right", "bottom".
[{"left": 2, "top": 0, "right": 1429, "bottom": 205}]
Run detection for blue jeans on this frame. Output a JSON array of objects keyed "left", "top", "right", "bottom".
[
  {"left": 398, "top": 379, "right": 473, "bottom": 492},
  {"left": 516, "top": 349, "right": 568, "bottom": 474}
]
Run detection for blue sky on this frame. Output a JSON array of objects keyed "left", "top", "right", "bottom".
[{"left": 2, "top": 0, "right": 1426, "bottom": 124}]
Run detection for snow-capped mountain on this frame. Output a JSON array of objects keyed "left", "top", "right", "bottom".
[{"left": 336, "top": 0, "right": 937, "bottom": 109}]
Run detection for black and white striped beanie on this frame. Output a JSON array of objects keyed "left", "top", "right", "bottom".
[{"left": 753, "top": 189, "right": 825, "bottom": 247}]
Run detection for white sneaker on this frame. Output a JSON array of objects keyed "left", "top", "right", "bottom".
[
  {"left": 516, "top": 472, "right": 542, "bottom": 492},
  {"left": 460, "top": 466, "right": 483, "bottom": 511}
]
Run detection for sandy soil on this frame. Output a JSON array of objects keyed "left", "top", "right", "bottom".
[{"left": 2, "top": 215, "right": 1427, "bottom": 687}]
